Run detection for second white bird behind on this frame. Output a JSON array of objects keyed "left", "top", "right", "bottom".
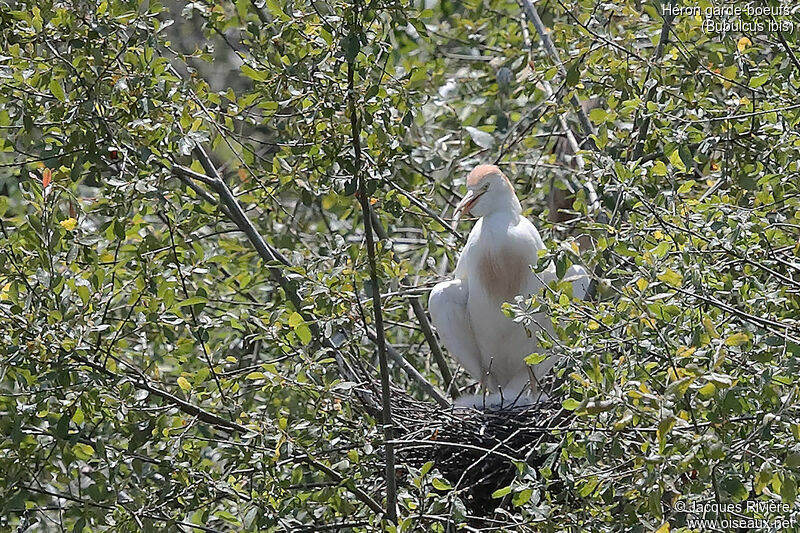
[{"left": 429, "top": 164, "right": 588, "bottom": 409}]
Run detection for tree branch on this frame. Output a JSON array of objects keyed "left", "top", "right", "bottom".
[
  {"left": 364, "top": 326, "right": 450, "bottom": 408},
  {"left": 631, "top": 0, "right": 676, "bottom": 161},
  {"left": 369, "top": 207, "right": 455, "bottom": 394},
  {"left": 347, "top": 24, "right": 398, "bottom": 519},
  {"left": 69, "top": 352, "right": 248, "bottom": 434},
  {"left": 518, "top": 0, "right": 596, "bottom": 145}
]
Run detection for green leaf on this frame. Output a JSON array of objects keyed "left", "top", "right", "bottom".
[
  {"left": 652, "top": 241, "right": 670, "bottom": 258},
  {"left": 295, "top": 324, "right": 312, "bottom": 345},
  {"left": 49, "top": 79, "right": 66, "bottom": 102},
  {"left": 72, "top": 443, "right": 95, "bottom": 460},
  {"left": 513, "top": 488, "right": 533, "bottom": 506},
  {"left": 677, "top": 179, "right": 696, "bottom": 194},
  {"left": 781, "top": 475, "right": 797, "bottom": 505},
  {"left": 657, "top": 416, "right": 676, "bottom": 443},
  {"left": 288, "top": 312, "right": 303, "bottom": 328},
  {"left": 241, "top": 64, "right": 267, "bottom": 82},
  {"left": 492, "top": 485, "right": 512, "bottom": 499},
  {"left": 432, "top": 478, "right": 452, "bottom": 491},
  {"left": 749, "top": 73, "right": 769, "bottom": 87},
  {"left": 565, "top": 63, "right": 579, "bottom": 86},
  {"left": 678, "top": 145, "right": 693, "bottom": 170},
  {"left": 724, "top": 332, "right": 750, "bottom": 346},
  {"left": 657, "top": 268, "right": 682, "bottom": 287},
  {"left": 342, "top": 31, "right": 360, "bottom": 63},
  {"left": 525, "top": 352, "right": 548, "bottom": 364},
  {"left": 578, "top": 477, "right": 599, "bottom": 497},
  {"left": 264, "top": 0, "right": 289, "bottom": 20},
  {"left": 177, "top": 296, "right": 206, "bottom": 308},
  {"left": 562, "top": 398, "right": 580, "bottom": 411},
  {"left": 420, "top": 461, "right": 434, "bottom": 477},
  {"left": 589, "top": 108, "right": 607, "bottom": 123},
  {"left": 721, "top": 476, "right": 749, "bottom": 502}
]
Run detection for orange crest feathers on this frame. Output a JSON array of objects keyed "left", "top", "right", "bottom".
[{"left": 466, "top": 164, "right": 511, "bottom": 189}]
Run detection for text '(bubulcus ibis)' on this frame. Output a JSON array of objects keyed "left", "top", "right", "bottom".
[{"left": 429, "top": 165, "right": 588, "bottom": 408}]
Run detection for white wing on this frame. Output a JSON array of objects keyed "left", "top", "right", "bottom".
[{"left": 428, "top": 279, "right": 485, "bottom": 384}]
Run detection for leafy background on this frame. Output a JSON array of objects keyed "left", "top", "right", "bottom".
[{"left": 1, "top": 0, "right": 799, "bottom": 531}]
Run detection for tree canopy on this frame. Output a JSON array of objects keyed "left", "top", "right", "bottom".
[{"left": 1, "top": 0, "right": 799, "bottom": 531}]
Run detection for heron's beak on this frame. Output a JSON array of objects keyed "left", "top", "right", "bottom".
[{"left": 454, "top": 189, "right": 484, "bottom": 218}]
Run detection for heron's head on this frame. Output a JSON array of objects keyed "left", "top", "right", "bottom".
[{"left": 455, "top": 164, "right": 521, "bottom": 218}]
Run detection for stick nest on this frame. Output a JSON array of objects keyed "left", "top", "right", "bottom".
[{"left": 390, "top": 394, "right": 571, "bottom": 515}]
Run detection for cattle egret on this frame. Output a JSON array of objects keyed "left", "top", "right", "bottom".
[{"left": 429, "top": 164, "right": 588, "bottom": 408}]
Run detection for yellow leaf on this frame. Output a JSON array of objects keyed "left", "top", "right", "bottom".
[
  {"left": 737, "top": 37, "right": 752, "bottom": 52},
  {"left": 655, "top": 522, "right": 670, "bottom": 533},
  {"left": 698, "top": 382, "right": 716, "bottom": 398},
  {"left": 725, "top": 332, "right": 750, "bottom": 346},
  {"left": 288, "top": 312, "right": 303, "bottom": 328},
  {"left": 677, "top": 346, "right": 697, "bottom": 358},
  {"left": 177, "top": 376, "right": 191, "bottom": 391},
  {"left": 703, "top": 317, "right": 720, "bottom": 339},
  {"left": 657, "top": 268, "right": 682, "bottom": 287},
  {"left": 635, "top": 278, "right": 648, "bottom": 292},
  {"left": 60, "top": 218, "right": 78, "bottom": 231},
  {"left": 667, "top": 367, "right": 686, "bottom": 382}
]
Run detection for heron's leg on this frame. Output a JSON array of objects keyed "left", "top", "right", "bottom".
[{"left": 482, "top": 357, "right": 500, "bottom": 392}]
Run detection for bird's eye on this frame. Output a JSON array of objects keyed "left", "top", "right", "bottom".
[{"left": 483, "top": 184, "right": 490, "bottom": 191}]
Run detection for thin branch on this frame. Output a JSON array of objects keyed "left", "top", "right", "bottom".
[
  {"left": 294, "top": 454, "right": 383, "bottom": 515},
  {"left": 773, "top": 16, "right": 800, "bottom": 73},
  {"left": 364, "top": 327, "right": 449, "bottom": 408},
  {"left": 518, "top": 0, "right": 596, "bottom": 145},
  {"left": 347, "top": 23, "right": 398, "bottom": 520},
  {"left": 369, "top": 207, "right": 455, "bottom": 394},
  {"left": 631, "top": 0, "right": 676, "bottom": 161},
  {"left": 69, "top": 352, "right": 248, "bottom": 433}
]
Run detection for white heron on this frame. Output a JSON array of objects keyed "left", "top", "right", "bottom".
[{"left": 429, "top": 164, "right": 588, "bottom": 408}]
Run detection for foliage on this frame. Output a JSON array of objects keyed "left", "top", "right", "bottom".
[{"left": 1, "top": 0, "right": 799, "bottom": 531}]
